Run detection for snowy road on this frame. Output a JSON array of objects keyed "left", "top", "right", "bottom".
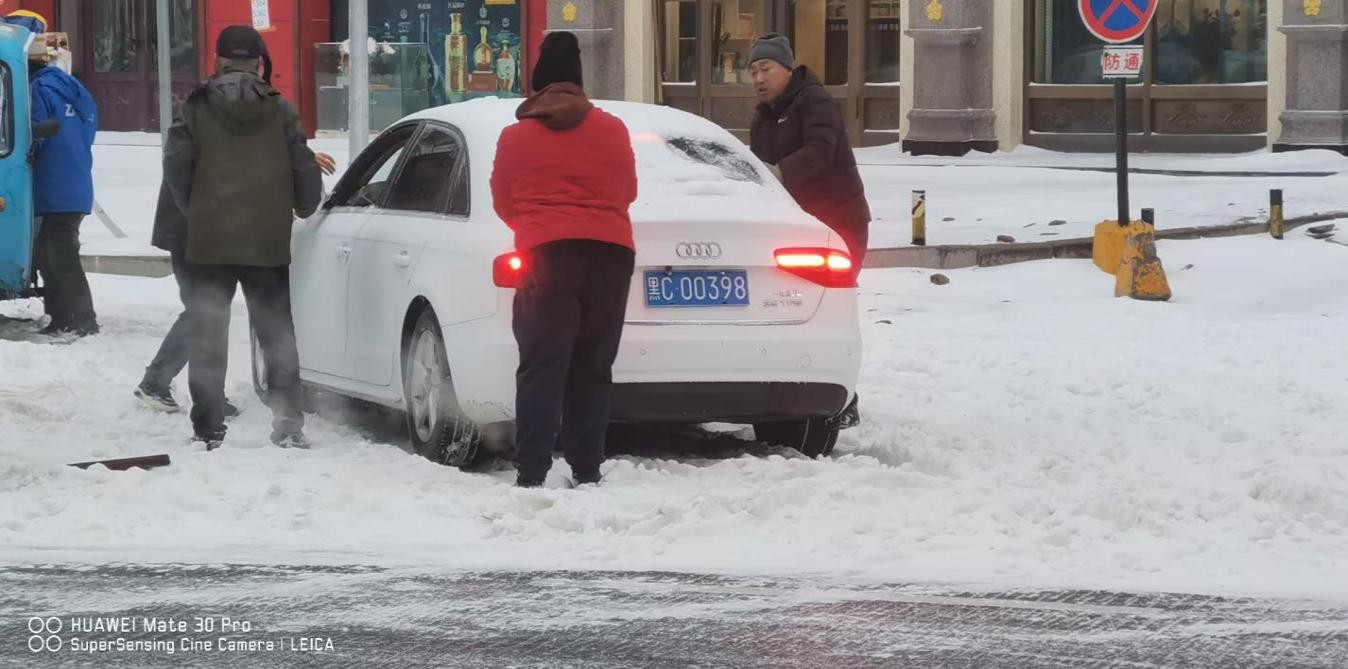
[
  {"left": 7, "top": 566, "right": 1348, "bottom": 668},
  {"left": 3, "top": 138, "right": 1347, "bottom": 666}
]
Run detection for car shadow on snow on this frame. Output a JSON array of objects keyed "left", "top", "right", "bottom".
[{"left": 302, "top": 390, "right": 792, "bottom": 467}]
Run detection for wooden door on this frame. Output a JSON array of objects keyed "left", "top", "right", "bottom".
[
  {"left": 81, "top": 0, "right": 152, "bottom": 131},
  {"left": 80, "top": 0, "right": 201, "bottom": 131}
]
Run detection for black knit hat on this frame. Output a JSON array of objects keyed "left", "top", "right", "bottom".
[
  {"left": 216, "top": 25, "right": 273, "bottom": 83},
  {"left": 530, "top": 31, "right": 583, "bottom": 91}
]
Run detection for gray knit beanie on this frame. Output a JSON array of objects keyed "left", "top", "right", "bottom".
[{"left": 749, "top": 33, "right": 795, "bottom": 70}]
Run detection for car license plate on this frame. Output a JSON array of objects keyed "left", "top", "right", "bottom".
[{"left": 644, "top": 270, "right": 750, "bottom": 308}]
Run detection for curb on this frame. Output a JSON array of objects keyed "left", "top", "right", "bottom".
[{"left": 864, "top": 211, "right": 1348, "bottom": 270}]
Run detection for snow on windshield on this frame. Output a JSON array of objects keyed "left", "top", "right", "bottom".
[{"left": 631, "top": 133, "right": 768, "bottom": 199}]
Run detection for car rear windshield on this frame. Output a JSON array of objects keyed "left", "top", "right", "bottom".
[{"left": 662, "top": 137, "right": 763, "bottom": 185}]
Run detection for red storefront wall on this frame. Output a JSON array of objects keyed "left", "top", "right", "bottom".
[
  {"left": 203, "top": 0, "right": 329, "bottom": 138},
  {"left": 0, "top": 0, "right": 56, "bottom": 25}
]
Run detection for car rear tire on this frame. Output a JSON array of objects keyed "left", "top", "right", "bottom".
[
  {"left": 404, "top": 309, "right": 482, "bottom": 468},
  {"left": 250, "top": 326, "right": 319, "bottom": 412},
  {"left": 753, "top": 418, "right": 839, "bottom": 458}
]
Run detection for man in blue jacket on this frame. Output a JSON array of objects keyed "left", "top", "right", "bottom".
[{"left": 29, "top": 48, "right": 99, "bottom": 336}]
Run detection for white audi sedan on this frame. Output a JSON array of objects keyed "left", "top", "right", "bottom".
[{"left": 254, "top": 99, "right": 861, "bottom": 466}]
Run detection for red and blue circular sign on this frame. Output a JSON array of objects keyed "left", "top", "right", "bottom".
[{"left": 1078, "top": 0, "right": 1158, "bottom": 44}]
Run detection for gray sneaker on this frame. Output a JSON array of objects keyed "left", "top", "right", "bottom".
[
  {"left": 135, "top": 382, "right": 181, "bottom": 413},
  {"left": 271, "top": 430, "right": 311, "bottom": 450}
]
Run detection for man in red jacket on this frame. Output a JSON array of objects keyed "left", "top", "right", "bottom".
[{"left": 491, "top": 32, "right": 638, "bottom": 488}]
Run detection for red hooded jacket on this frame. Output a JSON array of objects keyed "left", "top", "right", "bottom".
[{"left": 491, "top": 84, "right": 638, "bottom": 253}]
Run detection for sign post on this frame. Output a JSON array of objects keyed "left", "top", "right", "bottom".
[
  {"left": 1078, "top": 0, "right": 1157, "bottom": 228},
  {"left": 1081, "top": 0, "right": 1171, "bottom": 301}
]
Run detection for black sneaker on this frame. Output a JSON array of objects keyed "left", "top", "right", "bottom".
[
  {"left": 134, "top": 382, "right": 181, "bottom": 413},
  {"left": 192, "top": 434, "right": 225, "bottom": 451},
  {"left": 837, "top": 396, "right": 861, "bottom": 430},
  {"left": 572, "top": 470, "right": 603, "bottom": 486},
  {"left": 42, "top": 322, "right": 98, "bottom": 337},
  {"left": 270, "top": 430, "right": 311, "bottom": 450},
  {"left": 515, "top": 476, "right": 545, "bottom": 489},
  {"left": 224, "top": 399, "right": 241, "bottom": 419}
]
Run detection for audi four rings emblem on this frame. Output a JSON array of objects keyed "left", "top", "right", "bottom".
[{"left": 676, "top": 242, "right": 722, "bottom": 260}]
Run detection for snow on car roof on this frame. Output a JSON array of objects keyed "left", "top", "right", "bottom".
[
  {"left": 403, "top": 97, "right": 738, "bottom": 143},
  {"left": 404, "top": 98, "right": 809, "bottom": 225}
]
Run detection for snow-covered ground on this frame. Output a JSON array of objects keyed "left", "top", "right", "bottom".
[
  {"left": 85, "top": 133, "right": 1348, "bottom": 254},
  {"left": 856, "top": 145, "right": 1348, "bottom": 247},
  {"left": 3, "top": 213, "right": 1345, "bottom": 603}
]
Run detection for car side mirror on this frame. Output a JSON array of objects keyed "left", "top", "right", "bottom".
[{"left": 34, "top": 119, "right": 60, "bottom": 140}]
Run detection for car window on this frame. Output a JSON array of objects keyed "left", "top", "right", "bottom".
[
  {"left": 329, "top": 125, "right": 416, "bottom": 209},
  {"left": 383, "top": 125, "right": 466, "bottom": 216},
  {"left": 664, "top": 137, "right": 762, "bottom": 184},
  {"left": 0, "top": 63, "right": 11, "bottom": 158}
]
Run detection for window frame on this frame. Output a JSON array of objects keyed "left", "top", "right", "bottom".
[
  {"left": 380, "top": 121, "right": 472, "bottom": 219},
  {"left": 0, "top": 61, "right": 12, "bottom": 159},
  {"left": 325, "top": 121, "right": 421, "bottom": 211},
  {"left": 1023, "top": 0, "right": 1269, "bottom": 152}
]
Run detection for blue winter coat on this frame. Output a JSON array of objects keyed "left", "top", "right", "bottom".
[{"left": 30, "top": 66, "right": 97, "bottom": 216}]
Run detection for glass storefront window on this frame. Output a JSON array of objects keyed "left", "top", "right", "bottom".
[
  {"left": 1035, "top": 0, "right": 1267, "bottom": 85},
  {"left": 93, "top": 0, "right": 138, "bottom": 73},
  {"left": 1035, "top": 0, "right": 1142, "bottom": 84},
  {"left": 865, "top": 0, "right": 901, "bottom": 83},
  {"left": 1154, "top": 0, "right": 1268, "bottom": 84},
  {"left": 662, "top": 0, "right": 698, "bottom": 83},
  {"left": 787, "top": 0, "right": 848, "bottom": 86},
  {"left": 169, "top": 0, "right": 198, "bottom": 74},
  {"left": 712, "top": 0, "right": 763, "bottom": 85}
]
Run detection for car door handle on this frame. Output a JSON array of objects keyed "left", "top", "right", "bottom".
[
  {"left": 336, "top": 244, "right": 351, "bottom": 262},
  {"left": 393, "top": 251, "right": 412, "bottom": 268}
]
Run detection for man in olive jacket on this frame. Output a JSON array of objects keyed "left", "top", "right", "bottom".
[{"left": 164, "top": 26, "right": 323, "bottom": 449}]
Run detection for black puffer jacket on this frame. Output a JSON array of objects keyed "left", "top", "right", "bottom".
[{"left": 750, "top": 67, "right": 871, "bottom": 245}]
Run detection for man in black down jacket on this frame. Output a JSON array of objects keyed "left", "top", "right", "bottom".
[
  {"left": 748, "top": 33, "right": 871, "bottom": 270},
  {"left": 748, "top": 33, "right": 869, "bottom": 429}
]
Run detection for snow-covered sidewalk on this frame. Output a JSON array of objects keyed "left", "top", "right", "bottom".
[
  {"left": 85, "top": 134, "right": 1348, "bottom": 256},
  {"left": 3, "top": 233, "right": 1345, "bottom": 602}
]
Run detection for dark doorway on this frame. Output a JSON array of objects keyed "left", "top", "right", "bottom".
[{"left": 79, "top": 0, "right": 201, "bottom": 132}]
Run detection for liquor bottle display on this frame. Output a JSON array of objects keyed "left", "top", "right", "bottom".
[
  {"left": 474, "top": 26, "right": 494, "bottom": 73},
  {"left": 445, "top": 13, "right": 467, "bottom": 94},
  {"left": 496, "top": 41, "right": 516, "bottom": 92}
]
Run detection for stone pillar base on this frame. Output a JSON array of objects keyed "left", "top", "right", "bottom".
[
  {"left": 902, "top": 139, "right": 999, "bottom": 156},
  {"left": 1272, "top": 143, "right": 1348, "bottom": 155}
]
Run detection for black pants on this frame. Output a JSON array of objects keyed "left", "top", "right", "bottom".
[
  {"left": 34, "top": 214, "right": 97, "bottom": 331},
  {"left": 142, "top": 252, "right": 191, "bottom": 389},
  {"left": 186, "top": 263, "right": 303, "bottom": 440},
  {"left": 513, "top": 240, "right": 635, "bottom": 482},
  {"left": 839, "top": 226, "right": 868, "bottom": 280}
]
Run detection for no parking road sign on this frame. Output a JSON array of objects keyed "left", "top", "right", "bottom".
[{"left": 1078, "top": 0, "right": 1158, "bottom": 44}]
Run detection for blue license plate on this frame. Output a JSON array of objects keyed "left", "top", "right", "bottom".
[{"left": 644, "top": 270, "right": 750, "bottom": 308}]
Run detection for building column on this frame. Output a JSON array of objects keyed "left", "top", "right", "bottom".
[
  {"left": 623, "top": 0, "right": 656, "bottom": 103},
  {"left": 991, "top": 0, "right": 1024, "bottom": 152},
  {"left": 1274, "top": 0, "right": 1348, "bottom": 154},
  {"left": 544, "top": 0, "right": 626, "bottom": 102},
  {"left": 902, "top": 0, "right": 997, "bottom": 156}
]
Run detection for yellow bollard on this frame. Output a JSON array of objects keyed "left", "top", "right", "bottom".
[
  {"left": 1093, "top": 221, "right": 1129, "bottom": 275},
  {"left": 1114, "top": 208, "right": 1172, "bottom": 301},
  {"left": 1270, "top": 189, "right": 1284, "bottom": 240},
  {"left": 912, "top": 190, "right": 927, "bottom": 246}
]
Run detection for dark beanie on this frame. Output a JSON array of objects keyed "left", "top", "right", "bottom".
[
  {"left": 531, "top": 31, "right": 583, "bottom": 91},
  {"left": 216, "top": 25, "right": 273, "bottom": 82},
  {"left": 749, "top": 33, "right": 795, "bottom": 70}
]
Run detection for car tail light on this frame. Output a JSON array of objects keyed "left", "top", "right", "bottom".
[
  {"left": 493, "top": 252, "right": 525, "bottom": 288},
  {"left": 774, "top": 248, "right": 855, "bottom": 288}
]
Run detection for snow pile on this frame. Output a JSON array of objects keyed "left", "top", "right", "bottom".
[{"left": 2, "top": 234, "right": 1345, "bottom": 601}]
